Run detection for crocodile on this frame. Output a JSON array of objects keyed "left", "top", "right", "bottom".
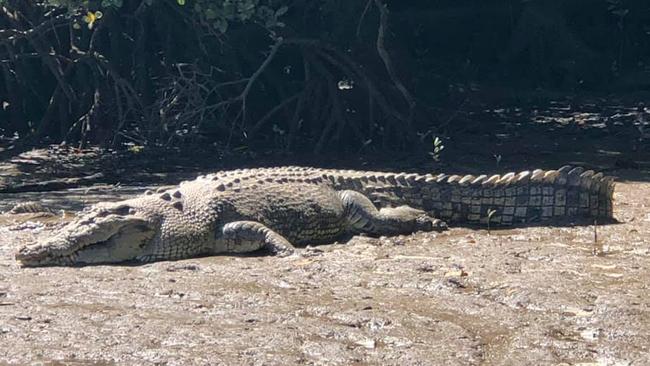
[{"left": 15, "top": 165, "right": 615, "bottom": 266}]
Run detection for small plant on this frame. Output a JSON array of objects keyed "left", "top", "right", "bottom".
[
  {"left": 493, "top": 154, "right": 502, "bottom": 169},
  {"left": 592, "top": 219, "right": 606, "bottom": 256},
  {"left": 430, "top": 136, "right": 445, "bottom": 162},
  {"left": 486, "top": 209, "right": 497, "bottom": 234}
]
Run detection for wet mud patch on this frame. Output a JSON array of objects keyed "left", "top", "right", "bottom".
[{"left": 0, "top": 180, "right": 649, "bottom": 365}]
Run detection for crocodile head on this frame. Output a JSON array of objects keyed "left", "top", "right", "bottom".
[{"left": 16, "top": 199, "right": 161, "bottom": 266}]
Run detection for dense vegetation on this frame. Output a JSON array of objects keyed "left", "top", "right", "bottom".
[{"left": 0, "top": 0, "right": 648, "bottom": 153}]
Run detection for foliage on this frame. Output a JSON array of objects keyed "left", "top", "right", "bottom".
[
  {"left": 1, "top": 0, "right": 649, "bottom": 153},
  {"left": 34, "top": 0, "right": 285, "bottom": 31},
  {"left": 429, "top": 136, "right": 444, "bottom": 162}
]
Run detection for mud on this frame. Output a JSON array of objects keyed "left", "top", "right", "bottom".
[{"left": 0, "top": 171, "right": 649, "bottom": 365}]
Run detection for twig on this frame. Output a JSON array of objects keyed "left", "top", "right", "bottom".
[
  {"left": 213, "top": 78, "right": 251, "bottom": 89},
  {"left": 110, "top": 82, "right": 124, "bottom": 146},
  {"left": 26, "top": 33, "right": 75, "bottom": 101},
  {"left": 373, "top": 0, "right": 416, "bottom": 112},
  {"left": 279, "top": 37, "right": 416, "bottom": 145},
  {"left": 249, "top": 92, "right": 301, "bottom": 137},
  {"left": 356, "top": 0, "right": 374, "bottom": 40},
  {"left": 313, "top": 47, "right": 409, "bottom": 126},
  {"left": 0, "top": 13, "right": 69, "bottom": 42},
  {"left": 308, "top": 55, "right": 365, "bottom": 153},
  {"left": 238, "top": 39, "right": 284, "bottom": 123},
  {"left": 286, "top": 51, "right": 312, "bottom": 150}
]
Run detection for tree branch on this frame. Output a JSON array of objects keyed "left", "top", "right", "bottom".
[{"left": 373, "top": 0, "right": 416, "bottom": 111}]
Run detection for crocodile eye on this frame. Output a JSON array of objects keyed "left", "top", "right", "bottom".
[{"left": 114, "top": 205, "right": 132, "bottom": 216}]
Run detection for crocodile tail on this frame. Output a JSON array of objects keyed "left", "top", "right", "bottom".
[
  {"left": 323, "top": 166, "right": 615, "bottom": 226},
  {"left": 422, "top": 166, "right": 615, "bottom": 225}
]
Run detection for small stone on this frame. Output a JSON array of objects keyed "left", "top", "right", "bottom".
[
  {"left": 444, "top": 267, "right": 468, "bottom": 278},
  {"left": 416, "top": 264, "right": 435, "bottom": 273},
  {"left": 355, "top": 339, "right": 376, "bottom": 349},
  {"left": 166, "top": 263, "right": 200, "bottom": 272},
  {"left": 301, "top": 246, "right": 324, "bottom": 257}
]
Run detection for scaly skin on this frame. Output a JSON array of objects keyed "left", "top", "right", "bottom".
[{"left": 15, "top": 165, "right": 614, "bottom": 266}]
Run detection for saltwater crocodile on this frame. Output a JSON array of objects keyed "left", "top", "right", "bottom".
[{"left": 15, "top": 166, "right": 614, "bottom": 266}]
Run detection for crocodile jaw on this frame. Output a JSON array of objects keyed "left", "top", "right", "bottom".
[{"left": 16, "top": 210, "right": 157, "bottom": 267}]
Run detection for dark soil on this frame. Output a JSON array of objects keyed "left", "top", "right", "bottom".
[{"left": 0, "top": 174, "right": 649, "bottom": 365}]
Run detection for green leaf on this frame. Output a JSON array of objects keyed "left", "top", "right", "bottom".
[{"left": 177, "top": 0, "right": 185, "bottom": 5}]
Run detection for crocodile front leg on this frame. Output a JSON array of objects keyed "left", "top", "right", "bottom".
[
  {"left": 338, "top": 190, "right": 447, "bottom": 236},
  {"left": 220, "top": 221, "right": 295, "bottom": 256}
]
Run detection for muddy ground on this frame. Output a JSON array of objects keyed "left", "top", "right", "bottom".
[
  {"left": 0, "top": 169, "right": 648, "bottom": 365},
  {"left": 1, "top": 99, "right": 650, "bottom": 366}
]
